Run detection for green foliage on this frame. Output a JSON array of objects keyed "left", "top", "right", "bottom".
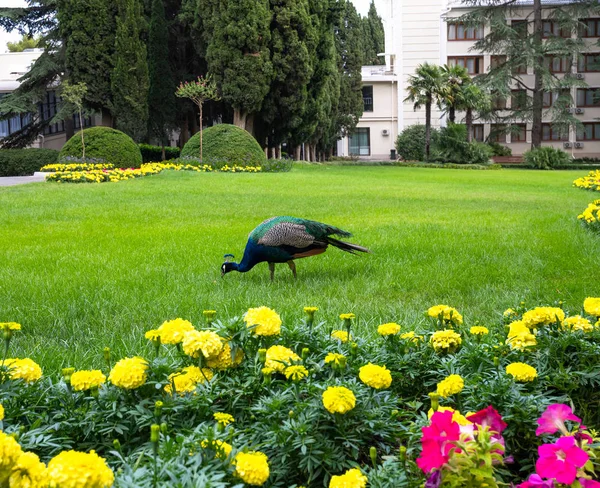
[
  {"left": 180, "top": 124, "right": 267, "bottom": 166},
  {"left": 60, "top": 127, "right": 143, "bottom": 168},
  {"left": 6, "top": 34, "right": 40, "bottom": 52},
  {"left": 395, "top": 124, "right": 439, "bottom": 161},
  {"left": 139, "top": 144, "right": 180, "bottom": 163},
  {"left": 111, "top": 0, "right": 149, "bottom": 142},
  {"left": 487, "top": 141, "right": 512, "bottom": 157},
  {"left": 432, "top": 124, "right": 493, "bottom": 165},
  {"left": 524, "top": 146, "right": 571, "bottom": 170},
  {"left": 0, "top": 148, "right": 58, "bottom": 176},
  {"left": 361, "top": 0, "right": 385, "bottom": 66}
]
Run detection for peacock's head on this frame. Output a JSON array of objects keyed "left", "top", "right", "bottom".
[{"left": 221, "top": 254, "right": 236, "bottom": 277}]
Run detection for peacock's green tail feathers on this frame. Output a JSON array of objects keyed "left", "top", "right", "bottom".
[{"left": 250, "top": 216, "right": 352, "bottom": 242}]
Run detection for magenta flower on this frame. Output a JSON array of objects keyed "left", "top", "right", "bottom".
[
  {"left": 416, "top": 410, "right": 461, "bottom": 473},
  {"left": 515, "top": 474, "right": 554, "bottom": 488},
  {"left": 466, "top": 406, "right": 508, "bottom": 434},
  {"left": 579, "top": 479, "right": 600, "bottom": 488},
  {"left": 536, "top": 404, "right": 581, "bottom": 436},
  {"left": 536, "top": 436, "right": 589, "bottom": 484}
]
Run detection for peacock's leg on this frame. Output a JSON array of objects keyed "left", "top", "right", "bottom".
[
  {"left": 268, "top": 262, "right": 275, "bottom": 281},
  {"left": 287, "top": 260, "right": 297, "bottom": 279}
]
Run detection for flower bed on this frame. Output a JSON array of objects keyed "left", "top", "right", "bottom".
[
  {"left": 1, "top": 300, "right": 600, "bottom": 487},
  {"left": 578, "top": 199, "right": 600, "bottom": 234},
  {"left": 573, "top": 170, "right": 600, "bottom": 192}
]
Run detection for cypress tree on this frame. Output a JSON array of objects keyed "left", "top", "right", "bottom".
[
  {"left": 111, "top": 0, "right": 149, "bottom": 142},
  {"left": 363, "top": 0, "right": 385, "bottom": 65},
  {"left": 147, "top": 0, "right": 177, "bottom": 155}
]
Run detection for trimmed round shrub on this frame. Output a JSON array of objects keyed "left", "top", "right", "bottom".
[
  {"left": 60, "top": 127, "right": 143, "bottom": 168},
  {"left": 0, "top": 148, "right": 59, "bottom": 176},
  {"left": 524, "top": 146, "right": 571, "bottom": 170},
  {"left": 181, "top": 124, "right": 267, "bottom": 166},
  {"left": 395, "top": 124, "right": 439, "bottom": 162}
]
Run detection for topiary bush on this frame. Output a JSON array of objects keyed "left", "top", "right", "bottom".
[
  {"left": 60, "top": 127, "right": 143, "bottom": 168},
  {"left": 395, "top": 124, "right": 439, "bottom": 162},
  {"left": 524, "top": 146, "right": 571, "bottom": 170},
  {"left": 139, "top": 144, "right": 180, "bottom": 163},
  {"left": 0, "top": 148, "right": 59, "bottom": 176},
  {"left": 181, "top": 124, "right": 267, "bottom": 166}
]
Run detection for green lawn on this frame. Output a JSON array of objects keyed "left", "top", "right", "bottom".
[{"left": 1, "top": 166, "right": 598, "bottom": 370}]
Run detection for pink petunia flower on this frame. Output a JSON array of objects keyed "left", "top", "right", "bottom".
[
  {"left": 579, "top": 479, "right": 600, "bottom": 488},
  {"left": 536, "top": 404, "right": 581, "bottom": 436},
  {"left": 515, "top": 474, "right": 555, "bottom": 488},
  {"left": 536, "top": 436, "right": 589, "bottom": 484},
  {"left": 467, "top": 406, "right": 508, "bottom": 434},
  {"left": 416, "top": 410, "right": 461, "bottom": 473}
]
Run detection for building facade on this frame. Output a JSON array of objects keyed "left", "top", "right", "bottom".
[{"left": 338, "top": 0, "right": 600, "bottom": 159}]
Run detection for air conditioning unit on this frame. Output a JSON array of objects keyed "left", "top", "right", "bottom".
[
  {"left": 575, "top": 142, "right": 584, "bottom": 149},
  {"left": 566, "top": 107, "right": 576, "bottom": 114},
  {"left": 575, "top": 73, "right": 585, "bottom": 80},
  {"left": 563, "top": 142, "right": 572, "bottom": 149},
  {"left": 381, "top": 129, "right": 390, "bottom": 136},
  {"left": 575, "top": 108, "right": 585, "bottom": 114}
]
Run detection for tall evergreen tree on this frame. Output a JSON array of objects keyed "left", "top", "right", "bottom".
[
  {"left": 198, "top": 0, "right": 273, "bottom": 133},
  {"left": 458, "top": 0, "right": 600, "bottom": 148},
  {"left": 362, "top": 0, "right": 385, "bottom": 65},
  {"left": 147, "top": 0, "right": 176, "bottom": 155},
  {"left": 111, "top": 0, "right": 149, "bottom": 142}
]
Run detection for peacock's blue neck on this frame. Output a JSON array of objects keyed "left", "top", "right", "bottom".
[{"left": 234, "top": 240, "right": 261, "bottom": 272}]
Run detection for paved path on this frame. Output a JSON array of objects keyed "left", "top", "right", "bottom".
[{"left": 0, "top": 174, "right": 46, "bottom": 187}]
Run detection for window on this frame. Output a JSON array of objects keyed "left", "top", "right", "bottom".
[
  {"left": 472, "top": 124, "right": 484, "bottom": 142},
  {"left": 542, "top": 123, "right": 568, "bottom": 141},
  {"left": 489, "top": 124, "right": 506, "bottom": 143},
  {"left": 577, "top": 122, "right": 600, "bottom": 140},
  {"left": 0, "top": 93, "right": 34, "bottom": 139},
  {"left": 579, "top": 18, "right": 600, "bottom": 38},
  {"left": 542, "top": 20, "right": 570, "bottom": 38},
  {"left": 448, "top": 22, "right": 483, "bottom": 41},
  {"left": 511, "top": 89, "right": 528, "bottom": 107},
  {"left": 511, "top": 20, "right": 528, "bottom": 38},
  {"left": 577, "top": 88, "right": 600, "bottom": 106},
  {"left": 545, "top": 56, "right": 572, "bottom": 73},
  {"left": 362, "top": 86, "right": 373, "bottom": 112},
  {"left": 493, "top": 96, "right": 507, "bottom": 110},
  {"left": 578, "top": 53, "right": 600, "bottom": 72},
  {"left": 510, "top": 124, "right": 527, "bottom": 142},
  {"left": 39, "top": 90, "right": 92, "bottom": 135},
  {"left": 447, "top": 56, "right": 484, "bottom": 75},
  {"left": 349, "top": 128, "right": 370, "bottom": 156}
]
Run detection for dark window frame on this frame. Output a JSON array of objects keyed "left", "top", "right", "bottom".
[
  {"left": 447, "top": 22, "right": 484, "bottom": 41},
  {"left": 349, "top": 127, "right": 371, "bottom": 156},
  {"left": 578, "top": 53, "right": 600, "bottom": 73},
  {"left": 577, "top": 122, "right": 600, "bottom": 141},
  {"left": 542, "top": 20, "right": 571, "bottom": 38},
  {"left": 542, "top": 123, "right": 569, "bottom": 141},
  {"left": 579, "top": 18, "right": 600, "bottom": 38},
  {"left": 510, "top": 124, "right": 527, "bottom": 142},
  {"left": 362, "top": 85, "right": 373, "bottom": 113},
  {"left": 489, "top": 124, "right": 507, "bottom": 143},
  {"left": 447, "top": 56, "right": 484, "bottom": 75},
  {"left": 472, "top": 124, "right": 484, "bottom": 142},
  {"left": 577, "top": 88, "right": 600, "bottom": 107}
]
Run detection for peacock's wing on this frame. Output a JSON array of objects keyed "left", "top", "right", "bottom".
[{"left": 256, "top": 221, "right": 316, "bottom": 248}]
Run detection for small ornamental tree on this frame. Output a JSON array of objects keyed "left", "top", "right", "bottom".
[
  {"left": 175, "top": 76, "right": 220, "bottom": 161},
  {"left": 60, "top": 81, "right": 88, "bottom": 158}
]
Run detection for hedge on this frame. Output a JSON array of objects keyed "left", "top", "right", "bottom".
[
  {"left": 139, "top": 144, "right": 180, "bottom": 163},
  {"left": 0, "top": 148, "right": 59, "bottom": 176}
]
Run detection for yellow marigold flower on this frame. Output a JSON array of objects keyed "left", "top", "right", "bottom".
[
  {"left": 9, "top": 451, "right": 48, "bottom": 488},
  {"left": 506, "top": 362, "right": 537, "bottom": 382},
  {"left": 469, "top": 326, "right": 489, "bottom": 336},
  {"left": 0, "top": 430, "right": 23, "bottom": 485},
  {"left": 47, "top": 450, "right": 114, "bottom": 488},
  {"left": 506, "top": 331, "right": 537, "bottom": 351},
  {"left": 233, "top": 451, "right": 270, "bottom": 486},
  {"left": 331, "top": 330, "right": 350, "bottom": 343},
  {"left": 70, "top": 370, "right": 106, "bottom": 392},
  {"left": 2, "top": 358, "right": 43, "bottom": 383},
  {"left": 261, "top": 367, "right": 275, "bottom": 376},
  {"left": 339, "top": 313, "right": 355, "bottom": 320},
  {"left": 165, "top": 366, "right": 212, "bottom": 395},
  {"left": 200, "top": 439, "right": 232, "bottom": 459},
  {"left": 144, "top": 329, "right": 161, "bottom": 341},
  {"left": 430, "top": 330, "right": 462, "bottom": 353},
  {"left": 322, "top": 386, "right": 356, "bottom": 414},
  {"left": 108, "top": 357, "right": 148, "bottom": 389},
  {"left": 182, "top": 329, "right": 224, "bottom": 359},
  {"left": 206, "top": 340, "right": 243, "bottom": 369},
  {"left": 522, "top": 307, "right": 565, "bottom": 328},
  {"left": 427, "top": 406, "right": 472, "bottom": 426},
  {"left": 0, "top": 322, "right": 21, "bottom": 331},
  {"left": 304, "top": 307, "right": 318, "bottom": 314},
  {"left": 157, "top": 318, "right": 195, "bottom": 345},
  {"left": 358, "top": 363, "right": 392, "bottom": 389},
  {"left": 0, "top": 403, "right": 3, "bottom": 421},
  {"left": 244, "top": 306, "right": 282, "bottom": 337},
  {"left": 265, "top": 345, "right": 300, "bottom": 373},
  {"left": 427, "top": 305, "right": 463, "bottom": 325},
  {"left": 503, "top": 308, "right": 517, "bottom": 318},
  {"left": 213, "top": 412, "right": 235, "bottom": 426},
  {"left": 329, "top": 468, "right": 368, "bottom": 488},
  {"left": 400, "top": 331, "right": 422, "bottom": 343},
  {"left": 562, "top": 315, "right": 594, "bottom": 333},
  {"left": 324, "top": 353, "right": 346, "bottom": 366},
  {"left": 584, "top": 297, "right": 600, "bottom": 317},
  {"left": 284, "top": 365, "right": 309, "bottom": 381},
  {"left": 436, "top": 374, "right": 464, "bottom": 398},
  {"left": 378, "top": 322, "right": 401, "bottom": 336}
]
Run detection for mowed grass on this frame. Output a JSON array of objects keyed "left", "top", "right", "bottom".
[{"left": 1, "top": 165, "right": 599, "bottom": 370}]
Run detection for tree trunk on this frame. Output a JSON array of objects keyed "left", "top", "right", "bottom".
[
  {"left": 199, "top": 103, "right": 203, "bottom": 161},
  {"left": 531, "top": 0, "right": 543, "bottom": 149},
  {"left": 161, "top": 144, "right": 166, "bottom": 161},
  {"left": 276, "top": 145, "right": 281, "bottom": 159},
  {"left": 181, "top": 118, "right": 189, "bottom": 147},
  {"left": 233, "top": 109, "right": 247, "bottom": 129},
  {"left": 306, "top": 144, "right": 312, "bottom": 162},
  {"left": 79, "top": 108, "right": 85, "bottom": 159},
  {"left": 466, "top": 108, "right": 473, "bottom": 143},
  {"left": 449, "top": 106, "right": 456, "bottom": 124},
  {"left": 294, "top": 146, "right": 301, "bottom": 161},
  {"left": 245, "top": 113, "right": 254, "bottom": 136},
  {"left": 425, "top": 98, "right": 432, "bottom": 159}
]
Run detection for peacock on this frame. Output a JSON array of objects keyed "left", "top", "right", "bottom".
[{"left": 221, "top": 216, "right": 370, "bottom": 280}]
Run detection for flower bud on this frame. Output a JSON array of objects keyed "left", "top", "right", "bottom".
[
  {"left": 203, "top": 310, "right": 217, "bottom": 324},
  {"left": 150, "top": 424, "right": 160, "bottom": 443},
  {"left": 350, "top": 342, "right": 358, "bottom": 356},
  {"left": 493, "top": 356, "right": 500, "bottom": 367},
  {"left": 428, "top": 392, "right": 440, "bottom": 412},
  {"left": 103, "top": 347, "right": 111, "bottom": 366},
  {"left": 160, "top": 422, "right": 168, "bottom": 434},
  {"left": 289, "top": 410, "right": 294, "bottom": 419},
  {"left": 62, "top": 367, "right": 75, "bottom": 384},
  {"left": 258, "top": 348, "right": 267, "bottom": 363},
  {"left": 370, "top": 446, "right": 377, "bottom": 467},
  {"left": 113, "top": 439, "right": 121, "bottom": 451},
  {"left": 154, "top": 401, "right": 163, "bottom": 418},
  {"left": 90, "top": 384, "right": 99, "bottom": 398},
  {"left": 399, "top": 445, "right": 407, "bottom": 461},
  {"left": 301, "top": 348, "right": 309, "bottom": 360}
]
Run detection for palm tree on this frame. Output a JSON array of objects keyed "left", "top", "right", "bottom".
[
  {"left": 404, "top": 63, "right": 443, "bottom": 158},
  {"left": 440, "top": 64, "right": 470, "bottom": 124},
  {"left": 459, "top": 84, "right": 491, "bottom": 143}
]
